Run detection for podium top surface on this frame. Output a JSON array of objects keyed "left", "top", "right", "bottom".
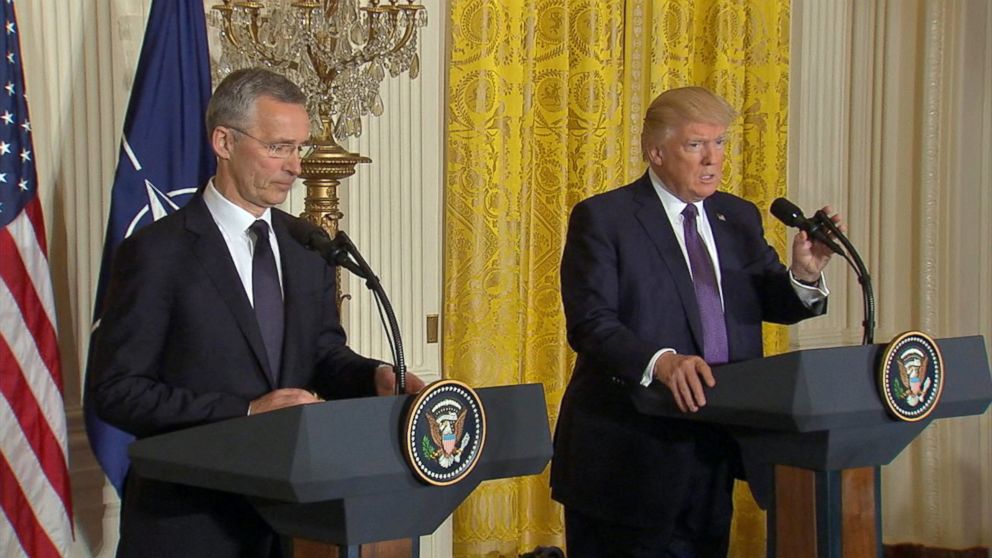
[
  {"left": 128, "top": 383, "right": 553, "bottom": 503},
  {"left": 632, "top": 336, "right": 991, "bottom": 432}
]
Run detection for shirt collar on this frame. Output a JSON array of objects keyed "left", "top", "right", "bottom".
[
  {"left": 647, "top": 167, "right": 704, "bottom": 224},
  {"left": 202, "top": 178, "right": 273, "bottom": 237}
]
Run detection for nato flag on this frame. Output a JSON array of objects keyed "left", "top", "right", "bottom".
[{"left": 85, "top": 0, "right": 216, "bottom": 496}]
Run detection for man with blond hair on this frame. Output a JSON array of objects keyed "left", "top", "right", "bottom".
[{"left": 551, "top": 86, "right": 841, "bottom": 557}]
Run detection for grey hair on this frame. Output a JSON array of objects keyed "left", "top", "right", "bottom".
[{"left": 205, "top": 68, "right": 307, "bottom": 137}]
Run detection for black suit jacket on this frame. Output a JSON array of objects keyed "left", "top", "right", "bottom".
[
  {"left": 88, "top": 194, "right": 380, "bottom": 558},
  {"left": 550, "top": 174, "right": 823, "bottom": 537}
]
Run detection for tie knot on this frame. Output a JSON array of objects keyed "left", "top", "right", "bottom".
[
  {"left": 250, "top": 219, "right": 270, "bottom": 239},
  {"left": 682, "top": 203, "right": 699, "bottom": 221}
]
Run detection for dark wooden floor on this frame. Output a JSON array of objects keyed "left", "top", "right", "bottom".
[{"left": 884, "top": 544, "right": 990, "bottom": 558}]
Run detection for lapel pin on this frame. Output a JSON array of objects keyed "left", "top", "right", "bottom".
[{"left": 716, "top": 213, "right": 726, "bottom": 221}]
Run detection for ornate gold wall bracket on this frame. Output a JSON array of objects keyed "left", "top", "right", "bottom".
[{"left": 299, "top": 127, "right": 371, "bottom": 235}]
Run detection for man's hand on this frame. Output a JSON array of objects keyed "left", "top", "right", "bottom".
[
  {"left": 790, "top": 205, "right": 845, "bottom": 282},
  {"left": 249, "top": 388, "right": 323, "bottom": 415},
  {"left": 653, "top": 352, "right": 715, "bottom": 413},
  {"left": 374, "top": 365, "right": 427, "bottom": 396}
]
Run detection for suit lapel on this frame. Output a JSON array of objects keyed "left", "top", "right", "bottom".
[
  {"left": 183, "top": 196, "right": 275, "bottom": 388},
  {"left": 631, "top": 174, "right": 706, "bottom": 351},
  {"left": 704, "top": 196, "right": 743, "bottom": 273},
  {"left": 705, "top": 195, "right": 744, "bottom": 358},
  {"left": 271, "top": 212, "right": 311, "bottom": 389}
]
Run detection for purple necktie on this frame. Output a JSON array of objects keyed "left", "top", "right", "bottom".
[
  {"left": 250, "top": 220, "right": 283, "bottom": 383},
  {"left": 681, "top": 204, "right": 729, "bottom": 364}
]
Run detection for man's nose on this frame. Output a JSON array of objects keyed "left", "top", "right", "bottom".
[
  {"left": 701, "top": 144, "right": 713, "bottom": 164},
  {"left": 702, "top": 143, "right": 723, "bottom": 166},
  {"left": 284, "top": 151, "right": 303, "bottom": 175}
]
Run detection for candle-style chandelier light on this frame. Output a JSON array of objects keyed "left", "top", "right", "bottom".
[{"left": 210, "top": 0, "right": 428, "bottom": 233}]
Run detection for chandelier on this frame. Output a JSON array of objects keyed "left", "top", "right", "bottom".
[{"left": 210, "top": 0, "right": 428, "bottom": 233}]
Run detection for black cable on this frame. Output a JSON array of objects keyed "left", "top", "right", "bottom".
[{"left": 337, "top": 232, "right": 407, "bottom": 394}]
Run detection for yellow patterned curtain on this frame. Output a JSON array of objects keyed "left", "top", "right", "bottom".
[{"left": 444, "top": 1, "right": 790, "bottom": 556}]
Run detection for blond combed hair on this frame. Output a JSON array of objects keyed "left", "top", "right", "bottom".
[{"left": 640, "top": 87, "right": 737, "bottom": 159}]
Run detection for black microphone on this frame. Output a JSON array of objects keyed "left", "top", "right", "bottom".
[
  {"left": 769, "top": 197, "right": 844, "bottom": 255},
  {"left": 770, "top": 198, "right": 876, "bottom": 344},
  {"left": 286, "top": 219, "right": 368, "bottom": 279}
]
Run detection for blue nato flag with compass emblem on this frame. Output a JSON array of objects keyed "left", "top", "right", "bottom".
[{"left": 84, "top": 0, "right": 215, "bottom": 496}]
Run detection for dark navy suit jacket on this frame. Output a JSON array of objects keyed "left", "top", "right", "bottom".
[
  {"left": 551, "top": 173, "right": 823, "bottom": 539},
  {"left": 88, "top": 194, "right": 380, "bottom": 558}
]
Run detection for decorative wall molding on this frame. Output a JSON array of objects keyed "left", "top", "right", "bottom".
[{"left": 789, "top": 0, "right": 863, "bottom": 348}]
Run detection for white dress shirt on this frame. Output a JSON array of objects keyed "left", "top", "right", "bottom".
[{"left": 201, "top": 180, "right": 284, "bottom": 304}]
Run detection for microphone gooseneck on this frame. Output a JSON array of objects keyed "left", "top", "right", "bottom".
[
  {"left": 812, "top": 209, "right": 875, "bottom": 344},
  {"left": 287, "top": 220, "right": 407, "bottom": 393},
  {"left": 332, "top": 231, "right": 407, "bottom": 394}
]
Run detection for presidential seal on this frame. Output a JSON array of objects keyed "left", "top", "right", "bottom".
[
  {"left": 878, "top": 331, "right": 944, "bottom": 422},
  {"left": 403, "top": 380, "right": 486, "bottom": 486}
]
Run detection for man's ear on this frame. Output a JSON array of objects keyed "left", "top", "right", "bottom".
[
  {"left": 212, "top": 127, "right": 234, "bottom": 160},
  {"left": 646, "top": 145, "right": 664, "bottom": 167}
]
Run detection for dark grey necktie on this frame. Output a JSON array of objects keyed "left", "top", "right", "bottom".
[
  {"left": 249, "top": 220, "right": 283, "bottom": 382},
  {"left": 681, "top": 204, "right": 729, "bottom": 364}
]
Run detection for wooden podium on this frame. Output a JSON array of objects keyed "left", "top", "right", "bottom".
[{"left": 631, "top": 336, "right": 992, "bottom": 558}]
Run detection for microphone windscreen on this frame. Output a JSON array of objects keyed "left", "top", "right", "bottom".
[
  {"left": 770, "top": 197, "right": 805, "bottom": 227},
  {"left": 286, "top": 218, "right": 329, "bottom": 248}
]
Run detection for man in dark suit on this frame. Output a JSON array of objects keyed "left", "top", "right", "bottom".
[
  {"left": 551, "top": 86, "right": 841, "bottom": 557},
  {"left": 88, "top": 68, "right": 424, "bottom": 558}
]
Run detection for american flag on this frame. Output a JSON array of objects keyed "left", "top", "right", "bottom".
[{"left": 0, "top": 1, "right": 73, "bottom": 557}]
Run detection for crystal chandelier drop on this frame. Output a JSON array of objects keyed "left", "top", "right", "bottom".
[{"left": 210, "top": 0, "right": 428, "bottom": 232}]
